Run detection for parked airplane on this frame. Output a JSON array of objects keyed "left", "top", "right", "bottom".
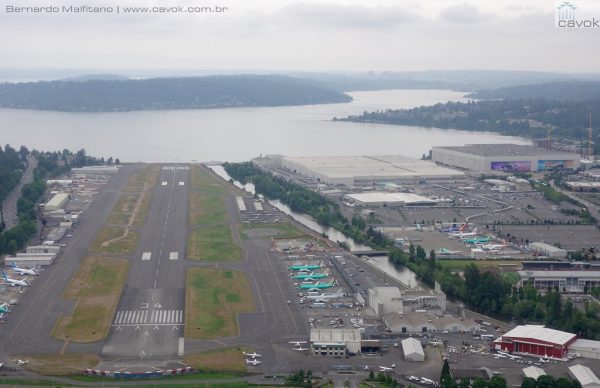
[
  {"left": 298, "top": 279, "right": 335, "bottom": 290},
  {"left": 305, "top": 291, "right": 346, "bottom": 302},
  {"left": 9, "top": 262, "right": 38, "bottom": 276},
  {"left": 0, "top": 303, "right": 9, "bottom": 314},
  {"left": 292, "top": 272, "right": 329, "bottom": 280},
  {"left": 494, "top": 354, "right": 507, "bottom": 359},
  {"left": 464, "top": 237, "right": 490, "bottom": 245},
  {"left": 452, "top": 228, "right": 479, "bottom": 239},
  {"left": 420, "top": 378, "right": 435, "bottom": 385},
  {"left": 14, "top": 359, "right": 29, "bottom": 365},
  {"left": 288, "top": 262, "right": 322, "bottom": 271},
  {"left": 243, "top": 351, "right": 262, "bottom": 358},
  {"left": 289, "top": 341, "right": 307, "bottom": 348},
  {"left": 2, "top": 271, "right": 29, "bottom": 287},
  {"left": 379, "top": 364, "right": 396, "bottom": 372},
  {"left": 439, "top": 248, "right": 461, "bottom": 255},
  {"left": 414, "top": 224, "right": 423, "bottom": 232},
  {"left": 292, "top": 347, "right": 309, "bottom": 351},
  {"left": 498, "top": 351, "right": 521, "bottom": 360},
  {"left": 480, "top": 243, "right": 507, "bottom": 251},
  {"left": 245, "top": 358, "right": 261, "bottom": 366}
]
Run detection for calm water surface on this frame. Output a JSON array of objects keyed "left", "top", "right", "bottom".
[{"left": 0, "top": 89, "right": 528, "bottom": 162}]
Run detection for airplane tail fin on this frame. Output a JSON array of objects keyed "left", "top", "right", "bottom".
[
  {"left": 2, "top": 271, "right": 7, "bottom": 280},
  {"left": 10, "top": 261, "right": 16, "bottom": 268}
]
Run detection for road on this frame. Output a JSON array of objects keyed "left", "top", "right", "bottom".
[
  {"left": 102, "top": 165, "right": 190, "bottom": 359},
  {"left": 0, "top": 164, "right": 134, "bottom": 359},
  {"left": 1, "top": 155, "right": 37, "bottom": 230}
]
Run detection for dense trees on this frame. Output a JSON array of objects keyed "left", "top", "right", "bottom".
[
  {"left": 0, "top": 144, "right": 25, "bottom": 206},
  {"left": 521, "top": 374, "right": 581, "bottom": 388},
  {"left": 0, "top": 147, "right": 109, "bottom": 255},
  {"left": 0, "top": 75, "right": 351, "bottom": 112}
]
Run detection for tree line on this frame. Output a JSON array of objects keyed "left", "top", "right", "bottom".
[
  {"left": 338, "top": 98, "right": 600, "bottom": 154},
  {"left": 223, "top": 162, "right": 393, "bottom": 249},
  {"left": 0, "top": 75, "right": 352, "bottom": 112},
  {"left": 391, "top": 244, "right": 600, "bottom": 340},
  {"left": 0, "top": 147, "right": 112, "bottom": 256}
]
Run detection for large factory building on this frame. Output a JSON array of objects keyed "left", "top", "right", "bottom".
[
  {"left": 269, "top": 155, "right": 464, "bottom": 186},
  {"left": 432, "top": 144, "right": 580, "bottom": 173}
]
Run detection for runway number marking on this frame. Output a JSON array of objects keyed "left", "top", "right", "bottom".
[
  {"left": 169, "top": 252, "right": 179, "bottom": 261},
  {"left": 141, "top": 252, "right": 152, "bottom": 261}
]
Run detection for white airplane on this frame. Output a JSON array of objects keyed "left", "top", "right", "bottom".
[
  {"left": 14, "top": 359, "right": 29, "bottom": 365},
  {"left": 480, "top": 244, "right": 507, "bottom": 251},
  {"left": 245, "top": 358, "right": 261, "bottom": 366},
  {"left": 292, "top": 347, "right": 309, "bottom": 351},
  {"left": 289, "top": 341, "right": 307, "bottom": 347},
  {"left": 421, "top": 378, "right": 435, "bottom": 385},
  {"left": 439, "top": 248, "right": 461, "bottom": 255},
  {"left": 9, "top": 262, "right": 38, "bottom": 276},
  {"left": 494, "top": 354, "right": 507, "bottom": 359},
  {"left": 452, "top": 228, "right": 479, "bottom": 239},
  {"left": 497, "top": 351, "right": 520, "bottom": 359},
  {"left": 539, "top": 357, "right": 549, "bottom": 363},
  {"left": 379, "top": 364, "right": 396, "bottom": 372},
  {"left": 305, "top": 291, "right": 346, "bottom": 302},
  {"left": 243, "top": 351, "right": 262, "bottom": 358},
  {"left": 2, "top": 271, "right": 29, "bottom": 287}
]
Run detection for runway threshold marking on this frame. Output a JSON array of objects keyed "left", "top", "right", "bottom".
[
  {"left": 161, "top": 181, "right": 168, "bottom": 186},
  {"left": 178, "top": 181, "right": 185, "bottom": 186},
  {"left": 115, "top": 309, "right": 183, "bottom": 325},
  {"left": 141, "top": 252, "right": 152, "bottom": 261},
  {"left": 169, "top": 252, "right": 179, "bottom": 260}
]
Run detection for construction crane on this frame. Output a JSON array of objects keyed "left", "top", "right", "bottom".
[{"left": 588, "top": 112, "right": 593, "bottom": 161}]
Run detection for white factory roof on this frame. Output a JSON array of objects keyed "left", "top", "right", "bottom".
[
  {"left": 569, "top": 365, "right": 600, "bottom": 388},
  {"left": 522, "top": 366, "right": 546, "bottom": 379},
  {"left": 283, "top": 155, "right": 462, "bottom": 179},
  {"left": 310, "top": 328, "right": 362, "bottom": 343},
  {"left": 45, "top": 193, "right": 69, "bottom": 208},
  {"left": 528, "top": 242, "right": 567, "bottom": 253},
  {"left": 402, "top": 337, "right": 425, "bottom": 357},
  {"left": 346, "top": 192, "right": 436, "bottom": 205},
  {"left": 570, "top": 339, "right": 600, "bottom": 353},
  {"left": 518, "top": 271, "right": 600, "bottom": 279},
  {"left": 501, "top": 325, "right": 576, "bottom": 346}
]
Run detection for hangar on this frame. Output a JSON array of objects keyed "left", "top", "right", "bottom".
[
  {"left": 493, "top": 325, "right": 577, "bottom": 358},
  {"left": 401, "top": 337, "right": 425, "bottom": 361},
  {"left": 432, "top": 144, "right": 580, "bottom": 173},
  {"left": 310, "top": 328, "right": 361, "bottom": 357},
  {"left": 272, "top": 154, "right": 463, "bottom": 186}
]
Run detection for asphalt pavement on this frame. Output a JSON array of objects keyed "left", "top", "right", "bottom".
[{"left": 1, "top": 155, "right": 37, "bottom": 230}]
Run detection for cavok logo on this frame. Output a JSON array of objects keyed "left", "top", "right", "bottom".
[{"left": 555, "top": 0, "right": 600, "bottom": 28}]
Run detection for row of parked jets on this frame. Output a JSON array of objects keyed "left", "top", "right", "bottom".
[{"left": 1, "top": 262, "right": 40, "bottom": 287}]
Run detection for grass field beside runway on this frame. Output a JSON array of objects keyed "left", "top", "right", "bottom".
[
  {"left": 183, "top": 347, "right": 251, "bottom": 372},
  {"left": 187, "top": 165, "right": 241, "bottom": 261},
  {"left": 90, "top": 165, "right": 159, "bottom": 255},
  {"left": 52, "top": 256, "right": 129, "bottom": 342},
  {"left": 19, "top": 354, "right": 100, "bottom": 376},
  {"left": 185, "top": 268, "right": 255, "bottom": 339},
  {"left": 240, "top": 222, "right": 306, "bottom": 239}
]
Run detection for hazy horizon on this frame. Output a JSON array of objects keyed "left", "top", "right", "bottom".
[{"left": 2, "top": 0, "right": 599, "bottom": 74}]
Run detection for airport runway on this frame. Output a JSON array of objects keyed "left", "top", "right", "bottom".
[
  {"left": 102, "top": 165, "right": 190, "bottom": 359},
  {"left": 0, "top": 164, "right": 135, "bottom": 359}
]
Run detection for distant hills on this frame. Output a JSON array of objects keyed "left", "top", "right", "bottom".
[
  {"left": 468, "top": 81, "right": 600, "bottom": 101},
  {"left": 338, "top": 80, "right": 600, "bottom": 152},
  {"left": 0, "top": 75, "right": 351, "bottom": 112}
]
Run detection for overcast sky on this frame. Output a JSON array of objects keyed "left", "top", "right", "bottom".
[{"left": 1, "top": 0, "right": 598, "bottom": 73}]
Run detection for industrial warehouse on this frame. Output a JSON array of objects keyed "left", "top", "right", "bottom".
[
  {"left": 270, "top": 154, "right": 464, "bottom": 185},
  {"left": 432, "top": 144, "right": 580, "bottom": 173},
  {"left": 518, "top": 261, "right": 600, "bottom": 292}
]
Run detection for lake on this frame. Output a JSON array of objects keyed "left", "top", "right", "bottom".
[{"left": 0, "top": 89, "right": 528, "bottom": 162}]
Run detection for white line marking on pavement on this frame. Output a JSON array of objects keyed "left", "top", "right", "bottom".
[
  {"left": 141, "top": 252, "right": 152, "bottom": 261},
  {"left": 169, "top": 252, "right": 178, "bottom": 260}
]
